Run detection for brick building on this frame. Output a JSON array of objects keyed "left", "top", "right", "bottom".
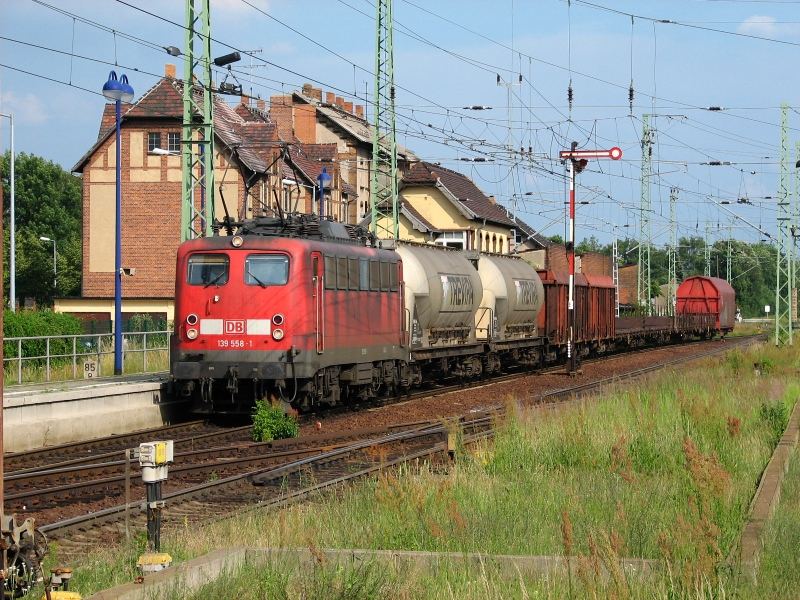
[
  {"left": 268, "top": 84, "right": 416, "bottom": 223},
  {"left": 60, "top": 68, "right": 352, "bottom": 324}
]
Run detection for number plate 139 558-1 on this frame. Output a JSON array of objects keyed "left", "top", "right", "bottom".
[{"left": 217, "top": 339, "right": 252, "bottom": 349}]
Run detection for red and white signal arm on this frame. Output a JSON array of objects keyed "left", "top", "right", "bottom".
[{"left": 559, "top": 146, "right": 623, "bottom": 160}]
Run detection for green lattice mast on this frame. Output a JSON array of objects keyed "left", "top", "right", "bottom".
[
  {"left": 370, "top": 0, "right": 399, "bottom": 240},
  {"left": 182, "top": 0, "right": 215, "bottom": 241},
  {"left": 668, "top": 187, "right": 678, "bottom": 315},
  {"left": 637, "top": 114, "right": 652, "bottom": 312},
  {"left": 775, "top": 103, "right": 793, "bottom": 345}
]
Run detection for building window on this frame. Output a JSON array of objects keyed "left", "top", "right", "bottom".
[
  {"left": 435, "top": 231, "right": 466, "bottom": 250},
  {"left": 168, "top": 132, "right": 180, "bottom": 153},
  {"left": 147, "top": 132, "right": 161, "bottom": 153}
]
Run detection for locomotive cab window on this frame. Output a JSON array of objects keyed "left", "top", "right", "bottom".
[
  {"left": 187, "top": 254, "right": 229, "bottom": 286},
  {"left": 245, "top": 254, "right": 289, "bottom": 287}
]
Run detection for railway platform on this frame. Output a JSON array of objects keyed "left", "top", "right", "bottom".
[{"left": 3, "top": 373, "right": 183, "bottom": 453}]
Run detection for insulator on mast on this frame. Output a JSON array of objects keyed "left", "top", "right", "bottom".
[
  {"left": 628, "top": 82, "right": 634, "bottom": 114},
  {"left": 567, "top": 80, "right": 573, "bottom": 113}
]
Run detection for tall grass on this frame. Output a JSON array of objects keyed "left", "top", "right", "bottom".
[{"left": 44, "top": 341, "right": 799, "bottom": 598}]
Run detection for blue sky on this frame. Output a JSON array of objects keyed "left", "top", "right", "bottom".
[{"left": 1, "top": 0, "right": 799, "bottom": 248}]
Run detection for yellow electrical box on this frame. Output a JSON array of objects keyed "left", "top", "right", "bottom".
[
  {"left": 137, "top": 552, "right": 173, "bottom": 574},
  {"left": 41, "top": 592, "right": 81, "bottom": 600},
  {"left": 154, "top": 441, "right": 167, "bottom": 465}
]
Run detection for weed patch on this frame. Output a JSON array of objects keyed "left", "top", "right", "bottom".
[{"left": 252, "top": 399, "right": 299, "bottom": 442}]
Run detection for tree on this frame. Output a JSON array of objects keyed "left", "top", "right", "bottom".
[
  {"left": 575, "top": 235, "right": 602, "bottom": 254},
  {"left": 0, "top": 152, "right": 82, "bottom": 306}
]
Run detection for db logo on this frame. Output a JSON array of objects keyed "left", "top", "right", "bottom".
[{"left": 224, "top": 320, "right": 245, "bottom": 334}]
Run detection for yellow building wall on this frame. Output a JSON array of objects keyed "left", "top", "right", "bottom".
[
  {"left": 55, "top": 298, "right": 175, "bottom": 324},
  {"left": 397, "top": 215, "right": 429, "bottom": 244},
  {"left": 476, "top": 224, "right": 511, "bottom": 254},
  {"left": 402, "top": 188, "right": 465, "bottom": 230},
  {"left": 89, "top": 184, "right": 115, "bottom": 272},
  {"left": 400, "top": 187, "right": 511, "bottom": 252}
]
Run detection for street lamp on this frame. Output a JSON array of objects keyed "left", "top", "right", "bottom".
[
  {"left": 39, "top": 237, "right": 56, "bottom": 290},
  {"left": 102, "top": 71, "right": 134, "bottom": 376},
  {"left": 317, "top": 167, "right": 332, "bottom": 219},
  {"left": 0, "top": 112, "right": 14, "bottom": 312}
]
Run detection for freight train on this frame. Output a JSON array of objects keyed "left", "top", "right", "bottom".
[{"left": 170, "top": 215, "right": 736, "bottom": 413}]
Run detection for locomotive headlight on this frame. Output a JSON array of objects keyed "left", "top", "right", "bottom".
[
  {"left": 272, "top": 313, "right": 285, "bottom": 326},
  {"left": 272, "top": 328, "right": 285, "bottom": 341},
  {"left": 231, "top": 235, "right": 244, "bottom": 248},
  {"left": 186, "top": 313, "right": 198, "bottom": 326},
  {"left": 186, "top": 328, "right": 199, "bottom": 340}
]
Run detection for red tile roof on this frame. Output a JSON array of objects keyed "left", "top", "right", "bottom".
[
  {"left": 75, "top": 78, "right": 283, "bottom": 174},
  {"left": 124, "top": 78, "right": 183, "bottom": 119},
  {"left": 402, "top": 161, "right": 514, "bottom": 227},
  {"left": 281, "top": 144, "right": 356, "bottom": 195}
]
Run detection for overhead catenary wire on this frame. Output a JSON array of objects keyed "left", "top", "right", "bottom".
[{"left": 4, "top": 0, "right": 790, "bottom": 247}]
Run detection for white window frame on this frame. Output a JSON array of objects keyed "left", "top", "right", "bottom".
[{"left": 435, "top": 231, "right": 467, "bottom": 249}]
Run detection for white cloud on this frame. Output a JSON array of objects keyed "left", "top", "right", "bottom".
[
  {"left": 267, "top": 41, "right": 295, "bottom": 55},
  {"left": 211, "top": 0, "right": 268, "bottom": 15},
  {"left": 738, "top": 15, "right": 778, "bottom": 37},
  {"left": 0, "top": 91, "right": 48, "bottom": 125}
]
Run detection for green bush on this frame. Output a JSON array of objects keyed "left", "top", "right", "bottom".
[
  {"left": 3, "top": 309, "right": 83, "bottom": 360},
  {"left": 754, "top": 357, "right": 775, "bottom": 375},
  {"left": 126, "top": 313, "right": 167, "bottom": 333},
  {"left": 252, "top": 399, "right": 299, "bottom": 442},
  {"left": 759, "top": 400, "right": 788, "bottom": 444}
]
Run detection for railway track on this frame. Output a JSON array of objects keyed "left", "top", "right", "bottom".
[{"left": 36, "top": 335, "right": 758, "bottom": 558}]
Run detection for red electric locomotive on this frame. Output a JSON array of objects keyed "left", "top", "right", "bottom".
[{"left": 171, "top": 217, "right": 406, "bottom": 413}]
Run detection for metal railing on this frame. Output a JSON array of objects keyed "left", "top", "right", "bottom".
[{"left": 3, "top": 330, "right": 171, "bottom": 385}]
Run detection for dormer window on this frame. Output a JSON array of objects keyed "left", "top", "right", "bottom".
[{"left": 147, "top": 132, "right": 161, "bottom": 152}]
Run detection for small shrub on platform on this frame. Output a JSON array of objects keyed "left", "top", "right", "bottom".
[{"left": 252, "top": 399, "right": 299, "bottom": 442}]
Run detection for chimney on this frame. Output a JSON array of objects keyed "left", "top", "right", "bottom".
[
  {"left": 256, "top": 99, "right": 266, "bottom": 111},
  {"left": 343, "top": 101, "right": 353, "bottom": 113},
  {"left": 335, "top": 96, "right": 344, "bottom": 108},
  {"left": 165, "top": 64, "right": 176, "bottom": 79},
  {"left": 310, "top": 86, "right": 323, "bottom": 102},
  {"left": 325, "top": 92, "right": 336, "bottom": 105},
  {"left": 355, "top": 105, "right": 364, "bottom": 119},
  {"left": 488, "top": 195, "right": 497, "bottom": 205},
  {"left": 302, "top": 83, "right": 314, "bottom": 97}
]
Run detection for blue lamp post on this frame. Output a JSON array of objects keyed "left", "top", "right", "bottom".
[
  {"left": 317, "top": 167, "right": 332, "bottom": 219},
  {"left": 102, "top": 71, "right": 134, "bottom": 375}
]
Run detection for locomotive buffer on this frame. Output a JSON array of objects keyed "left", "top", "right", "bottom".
[{"left": 558, "top": 143, "right": 622, "bottom": 374}]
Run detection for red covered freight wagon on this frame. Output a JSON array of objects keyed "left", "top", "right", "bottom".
[{"left": 676, "top": 276, "right": 736, "bottom": 333}]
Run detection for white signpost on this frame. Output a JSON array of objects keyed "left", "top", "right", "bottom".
[
  {"left": 558, "top": 143, "right": 623, "bottom": 374},
  {"left": 83, "top": 359, "right": 97, "bottom": 379}
]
